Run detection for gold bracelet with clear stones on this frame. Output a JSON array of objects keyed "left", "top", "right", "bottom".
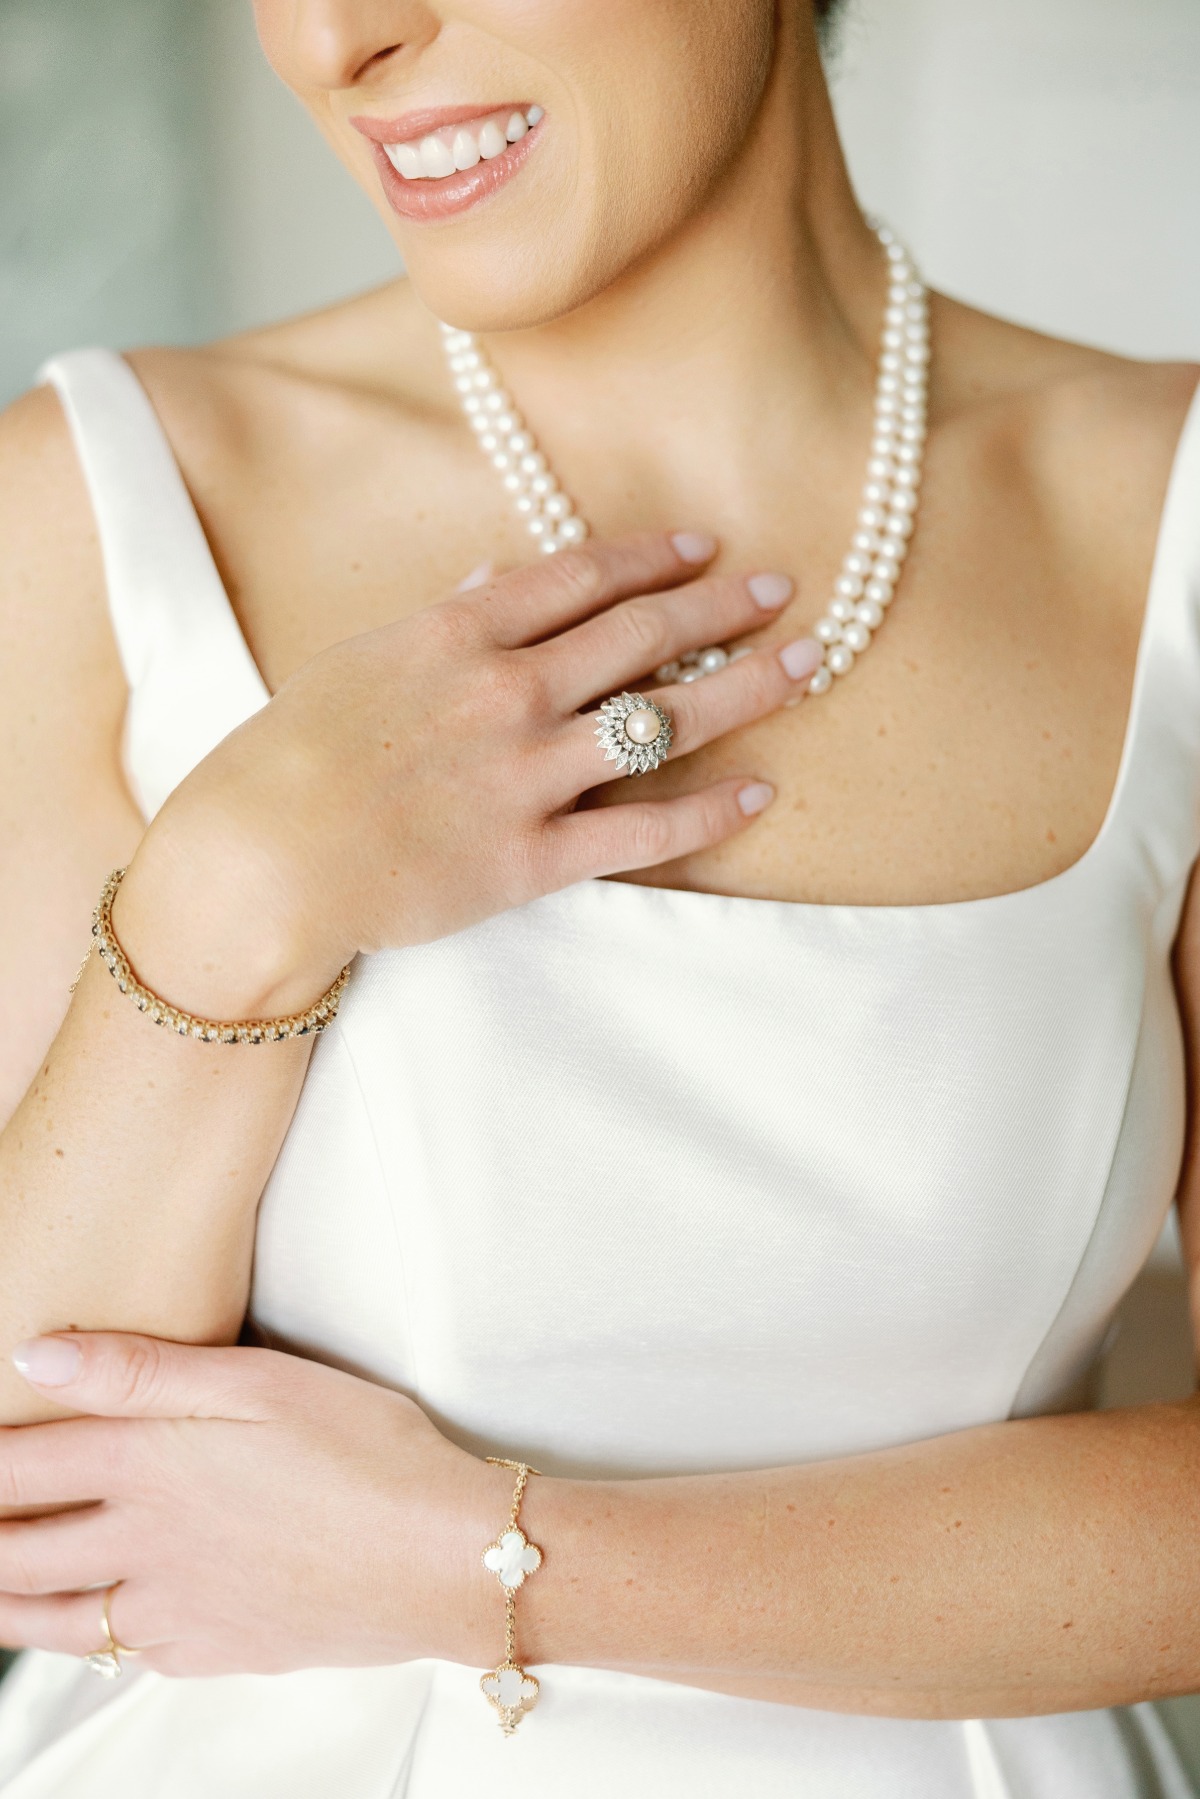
[
  {"left": 72, "top": 867, "right": 352, "bottom": 1044},
  {"left": 479, "top": 1458, "right": 544, "bottom": 1735}
]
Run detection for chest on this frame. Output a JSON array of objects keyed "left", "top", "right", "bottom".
[{"left": 197, "top": 409, "right": 1148, "bottom": 909}]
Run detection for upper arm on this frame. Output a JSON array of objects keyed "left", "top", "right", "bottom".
[
  {"left": 1172, "top": 863, "right": 1200, "bottom": 1357},
  {"left": 0, "top": 385, "right": 144, "bottom": 1124}
]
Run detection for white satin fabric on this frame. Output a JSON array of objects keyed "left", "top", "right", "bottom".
[{"left": 1, "top": 347, "right": 1198, "bottom": 1797}]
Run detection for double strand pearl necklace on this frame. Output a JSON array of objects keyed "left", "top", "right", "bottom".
[{"left": 438, "top": 222, "right": 929, "bottom": 699}]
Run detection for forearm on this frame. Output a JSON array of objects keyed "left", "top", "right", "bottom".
[
  {"left": 0, "top": 824, "right": 327, "bottom": 1427},
  {"left": 509, "top": 1397, "right": 1200, "bottom": 1718}
]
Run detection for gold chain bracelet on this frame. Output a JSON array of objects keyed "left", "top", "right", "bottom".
[
  {"left": 479, "top": 1458, "right": 544, "bottom": 1735},
  {"left": 72, "top": 867, "right": 352, "bottom": 1044}
]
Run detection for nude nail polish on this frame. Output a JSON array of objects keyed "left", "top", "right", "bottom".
[{"left": 778, "top": 637, "right": 823, "bottom": 681}]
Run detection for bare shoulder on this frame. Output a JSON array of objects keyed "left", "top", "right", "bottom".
[
  {"left": 933, "top": 292, "right": 1199, "bottom": 600},
  {"left": 124, "top": 279, "right": 447, "bottom": 480}
]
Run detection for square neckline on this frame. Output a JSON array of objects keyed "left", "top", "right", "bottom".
[{"left": 120, "top": 357, "right": 1200, "bottom": 923}]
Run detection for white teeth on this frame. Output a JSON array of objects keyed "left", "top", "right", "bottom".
[
  {"left": 478, "top": 120, "right": 507, "bottom": 159},
  {"left": 419, "top": 135, "right": 456, "bottom": 178},
  {"left": 386, "top": 107, "right": 543, "bottom": 181},
  {"left": 452, "top": 128, "right": 480, "bottom": 171},
  {"left": 385, "top": 140, "right": 422, "bottom": 178}
]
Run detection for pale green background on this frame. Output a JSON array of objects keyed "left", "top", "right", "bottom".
[{"left": 1, "top": 0, "right": 1199, "bottom": 1772}]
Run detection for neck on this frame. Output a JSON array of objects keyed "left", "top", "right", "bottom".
[{"left": 462, "top": 24, "right": 891, "bottom": 555}]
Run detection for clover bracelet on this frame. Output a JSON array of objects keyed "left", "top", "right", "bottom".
[{"left": 479, "top": 1458, "right": 544, "bottom": 1734}]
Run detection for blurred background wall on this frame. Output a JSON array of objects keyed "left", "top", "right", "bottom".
[{"left": 2, "top": 0, "right": 1199, "bottom": 1763}]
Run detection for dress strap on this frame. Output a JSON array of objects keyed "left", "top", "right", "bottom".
[{"left": 38, "top": 349, "right": 269, "bottom": 820}]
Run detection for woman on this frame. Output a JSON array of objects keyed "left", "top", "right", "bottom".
[{"left": 0, "top": 0, "right": 1197, "bottom": 1792}]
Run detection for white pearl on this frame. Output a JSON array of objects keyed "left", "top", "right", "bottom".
[
  {"left": 493, "top": 412, "right": 518, "bottom": 436},
  {"left": 543, "top": 492, "right": 572, "bottom": 520},
  {"left": 885, "top": 306, "right": 906, "bottom": 328},
  {"left": 874, "top": 556, "right": 901, "bottom": 583},
  {"left": 830, "top": 596, "right": 856, "bottom": 622},
  {"left": 827, "top": 644, "right": 856, "bottom": 676},
  {"left": 473, "top": 420, "right": 495, "bottom": 441},
  {"left": 844, "top": 550, "right": 873, "bottom": 578},
  {"left": 856, "top": 599, "right": 885, "bottom": 630},
  {"left": 472, "top": 369, "right": 495, "bottom": 391},
  {"left": 858, "top": 506, "right": 886, "bottom": 531},
  {"left": 895, "top": 441, "right": 920, "bottom": 465},
  {"left": 877, "top": 534, "right": 906, "bottom": 561},
  {"left": 877, "top": 373, "right": 901, "bottom": 397},
  {"left": 698, "top": 646, "right": 729, "bottom": 672},
  {"left": 484, "top": 392, "right": 510, "bottom": 415},
  {"left": 841, "top": 620, "right": 871, "bottom": 652},
  {"left": 502, "top": 472, "right": 524, "bottom": 494},
  {"left": 679, "top": 667, "right": 704, "bottom": 683},
  {"left": 835, "top": 573, "right": 864, "bottom": 601},
  {"left": 530, "top": 472, "right": 557, "bottom": 497},
  {"left": 870, "top": 435, "right": 896, "bottom": 458},
  {"left": 539, "top": 538, "right": 560, "bottom": 554},
  {"left": 557, "top": 517, "right": 587, "bottom": 544},
  {"left": 885, "top": 511, "right": 915, "bottom": 540},
  {"left": 861, "top": 481, "right": 890, "bottom": 508},
  {"left": 453, "top": 374, "right": 476, "bottom": 395},
  {"left": 624, "top": 707, "right": 662, "bottom": 744},
  {"left": 864, "top": 577, "right": 894, "bottom": 606},
  {"left": 880, "top": 351, "right": 903, "bottom": 376},
  {"left": 890, "top": 489, "right": 918, "bottom": 515},
  {"left": 443, "top": 331, "right": 472, "bottom": 353},
  {"left": 866, "top": 457, "right": 894, "bottom": 482},
  {"left": 876, "top": 394, "right": 900, "bottom": 416},
  {"left": 528, "top": 516, "right": 549, "bottom": 537},
  {"left": 900, "top": 422, "right": 926, "bottom": 444},
  {"left": 519, "top": 451, "right": 546, "bottom": 476},
  {"left": 893, "top": 466, "right": 920, "bottom": 491},
  {"left": 808, "top": 664, "right": 834, "bottom": 696},
  {"left": 514, "top": 492, "right": 538, "bottom": 515},
  {"left": 815, "top": 616, "right": 842, "bottom": 645},
  {"left": 463, "top": 394, "right": 484, "bottom": 415},
  {"left": 655, "top": 661, "right": 681, "bottom": 683},
  {"left": 852, "top": 529, "right": 879, "bottom": 554},
  {"left": 491, "top": 451, "right": 513, "bottom": 472},
  {"left": 507, "top": 430, "right": 534, "bottom": 455}
]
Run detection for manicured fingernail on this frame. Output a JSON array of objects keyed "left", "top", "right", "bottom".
[
  {"left": 455, "top": 561, "right": 493, "bottom": 592},
  {"left": 779, "top": 636, "right": 824, "bottom": 681},
  {"left": 737, "top": 782, "right": 775, "bottom": 817},
  {"left": 12, "top": 1336, "right": 82, "bottom": 1387},
  {"left": 671, "top": 531, "right": 717, "bottom": 564},
  {"left": 747, "top": 573, "right": 793, "bottom": 610}
]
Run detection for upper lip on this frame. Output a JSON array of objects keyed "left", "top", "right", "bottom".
[{"left": 350, "top": 103, "right": 532, "bottom": 145}]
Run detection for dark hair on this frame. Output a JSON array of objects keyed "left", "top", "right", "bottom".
[{"left": 814, "top": 0, "right": 847, "bottom": 40}]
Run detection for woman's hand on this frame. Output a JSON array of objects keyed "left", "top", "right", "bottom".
[
  {"left": 119, "top": 533, "right": 819, "bottom": 1015},
  {"left": 0, "top": 1333, "right": 494, "bottom": 1676}
]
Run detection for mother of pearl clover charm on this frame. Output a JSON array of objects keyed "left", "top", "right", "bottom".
[
  {"left": 595, "top": 691, "right": 674, "bottom": 775},
  {"left": 481, "top": 1527, "right": 544, "bottom": 1734}
]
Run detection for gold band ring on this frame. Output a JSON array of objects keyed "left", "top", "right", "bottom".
[{"left": 83, "top": 1583, "right": 137, "bottom": 1679}]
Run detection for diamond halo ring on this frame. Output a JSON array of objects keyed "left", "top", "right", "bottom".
[{"left": 594, "top": 692, "right": 674, "bottom": 776}]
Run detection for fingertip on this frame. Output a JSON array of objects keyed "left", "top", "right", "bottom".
[
  {"left": 12, "top": 1336, "right": 82, "bottom": 1388},
  {"left": 670, "top": 531, "right": 718, "bottom": 565},
  {"left": 736, "top": 781, "right": 776, "bottom": 818}
]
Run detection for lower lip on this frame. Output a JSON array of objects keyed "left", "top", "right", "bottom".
[{"left": 371, "top": 125, "right": 542, "bottom": 224}]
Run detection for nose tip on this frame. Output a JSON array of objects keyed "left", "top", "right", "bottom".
[{"left": 279, "top": 0, "right": 438, "bottom": 91}]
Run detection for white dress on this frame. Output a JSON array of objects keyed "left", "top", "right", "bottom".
[{"left": 1, "top": 347, "right": 1198, "bottom": 1798}]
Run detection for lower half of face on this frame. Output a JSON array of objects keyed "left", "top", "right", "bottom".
[{"left": 253, "top": 0, "right": 778, "bottom": 330}]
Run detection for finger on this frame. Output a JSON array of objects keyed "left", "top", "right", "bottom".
[
  {"left": 455, "top": 560, "right": 495, "bottom": 592},
  {"left": 536, "top": 570, "right": 794, "bottom": 712},
  {"left": 0, "top": 1417, "right": 137, "bottom": 1509},
  {"left": 552, "top": 635, "right": 824, "bottom": 801},
  {"left": 0, "top": 1584, "right": 163, "bottom": 1658},
  {"left": 12, "top": 1333, "right": 281, "bottom": 1423},
  {"left": 551, "top": 776, "right": 776, "bottom": 884},
  {"left": 470, "top": 530, "right": 717, "bottom": 647},
  {"left": 0, "top": 1507, "right": 119, "bottom": 1597}
]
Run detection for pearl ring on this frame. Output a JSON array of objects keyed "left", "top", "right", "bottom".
[{"left": 595, "top": 692, "right": 674, "bottom": 776}]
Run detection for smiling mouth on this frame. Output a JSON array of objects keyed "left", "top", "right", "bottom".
[
  {"left": 355, "top": 102, "right": 546, "bottom": 223},
  {"left": 382, "top": 105, "right": 543, "bottom": 180}
]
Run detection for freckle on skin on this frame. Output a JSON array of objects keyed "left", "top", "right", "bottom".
[
  {"left": 1046, "top": 828, "right": 1057, "bottom": 843},
  {"left": 54, "top": 1148, "right": 63, "bottom": 1158}
]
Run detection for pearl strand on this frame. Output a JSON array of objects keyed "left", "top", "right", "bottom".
[
  {"left": 437, "top": 222, "right": 929, "bottom": 696},
  {"left": 438, "top": 323, "right": 588, "bottom": 555}
]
